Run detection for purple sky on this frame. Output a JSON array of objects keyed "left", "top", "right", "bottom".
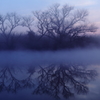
[{"left": 0, "top": 0, "right": 100, "bottom": 33}]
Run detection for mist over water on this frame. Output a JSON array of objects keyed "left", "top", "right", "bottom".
[
  {"left": 0, "top": 48, "right": 100, "bottom": 100},
  {"left": 0, "top": 1, "right": 100, "bottom": 99},
  {"left": 0, "top": 48, "right": 100, "bottom": 66}
]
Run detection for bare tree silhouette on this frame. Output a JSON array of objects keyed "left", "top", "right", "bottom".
[
  {"left": 0, "top": 13, "right": 22, "bottom": 35},
  {"left": 22, "top": 16, "right": 34, "bottom": 32},
  {"left": 0, "top": 13, "right": 22, "bottom": 49},
  {"left": 33, "top": 4, "right": 97, "bottom": 48},
  {"left": 0, "top": 4, "right": 98, "bottom": 50}
]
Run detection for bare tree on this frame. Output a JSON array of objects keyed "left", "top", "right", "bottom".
[
  {"left": 0, "top": 13, "right": 22, "bottom": 49},
  {"left": 33, "top": 4, "right": 97, "bottom": 43},
  {"left": 0, "top": 4, "right": 98, "bottom": 50},
  {"left": 0, "top": 14, "right": 7, "bottom": 37},
  {"left": 22, "top": 16, "right": 34, "bottom": 32},
  {"left": 0, "top": 13, "right": 21, "bottom": 35}
]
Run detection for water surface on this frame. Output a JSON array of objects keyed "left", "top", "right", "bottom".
[{"left": 0, "top": 49, "right": 100, "bottom": 100}]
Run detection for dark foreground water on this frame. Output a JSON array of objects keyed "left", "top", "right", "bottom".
[{"left": 0, "top": 49, "right": 100, "bottom": 100}]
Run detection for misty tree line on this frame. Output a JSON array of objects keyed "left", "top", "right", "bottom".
[{"left": 0, "top": 4, "right": 98, "bottom": 50}]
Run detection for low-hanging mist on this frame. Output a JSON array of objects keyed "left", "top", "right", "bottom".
[{"left": 0, "top": 48, "right": 100, "bottom": 66}]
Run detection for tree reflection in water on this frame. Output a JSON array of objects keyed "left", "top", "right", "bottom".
[
  {"left": 0, "top": 67, "right": 35, "bottom": 93},
  {"left": 0, "top": 64, "right": 97, "bottom": 99}
]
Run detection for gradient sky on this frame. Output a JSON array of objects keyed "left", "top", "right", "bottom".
[{"left": 0, "top": 0, "right": 100, "bottom": 33}]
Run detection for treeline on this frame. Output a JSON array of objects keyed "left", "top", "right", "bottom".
[
  {"left": 0, "top": 4, "right": 98, "bottom": 50},
  {"left": 0, "top": 31, "right": 99, "bottom": 50}
]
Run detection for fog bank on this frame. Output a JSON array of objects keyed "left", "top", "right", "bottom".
[{"left": 0, "top": 48, "right": 100, "bottom": 66}]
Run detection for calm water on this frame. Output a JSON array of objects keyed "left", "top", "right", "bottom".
[{"left": 0, "top": 49, "right": 100, "bottom": 100}]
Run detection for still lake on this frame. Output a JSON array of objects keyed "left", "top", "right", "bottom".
[{"left": 0, "top": 49, "right": 100, "bottom": 100}]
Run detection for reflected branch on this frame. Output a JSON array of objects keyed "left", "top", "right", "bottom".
[
  {"left": 33, "top": 64, "right": 97, "bottom": 99},
  {"left": 0, "top": 67, "right": 35, "bottom": 93},
  {"left": 0, "top": 64, "right": 97, "bottom": 99}
]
